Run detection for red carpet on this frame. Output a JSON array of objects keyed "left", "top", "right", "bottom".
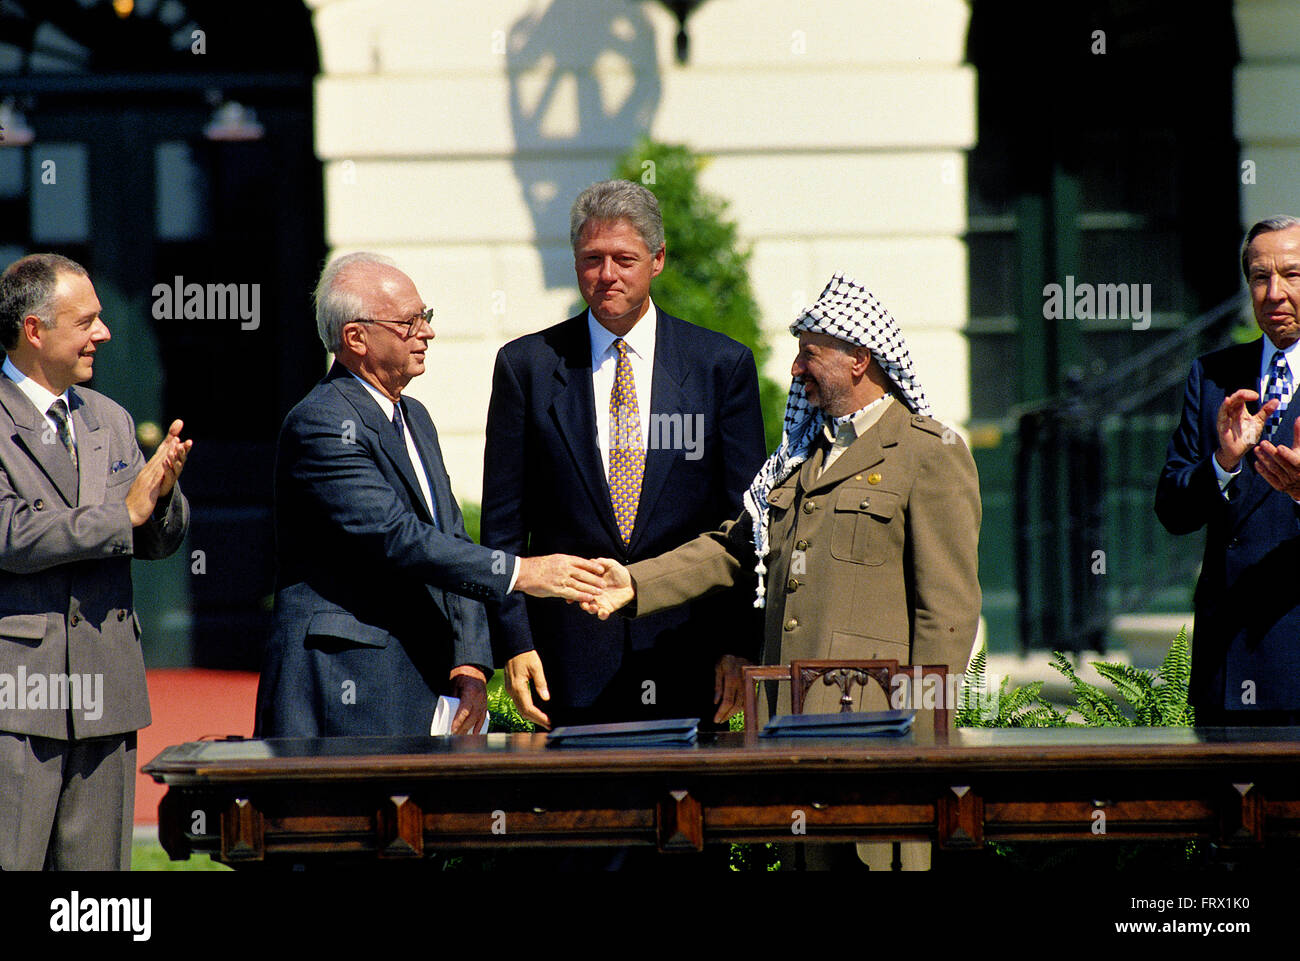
[{"left": 136, "top": 669, "right": 260, "bottom": 825}]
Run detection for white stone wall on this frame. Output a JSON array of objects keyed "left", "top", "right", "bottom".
[
  {"left": 1235, "top": 1, "right": 1300, "bottom": 229},
  {"left": 308, "top": 0, "right": 976, "bottom": 500}
]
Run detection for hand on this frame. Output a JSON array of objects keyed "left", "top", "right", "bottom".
[
  {"left": 515, "top": 554, "right": 604, "bottom": 603},
  {"left": 505, "top": 650, "right": 551, "bottom": 728},
  {"left": 1255, "top": 417, "right": 1300, "bottom": 498},
  {"left": 579, "top": 558, "right": 635, "bottom": 620},
  {"left": 157, "top": 419, "right": 192, "bottom": 498},
  {"left": 713, "top": 654, "right": 752, "bottom": 724},
  {"left": 1215, "top": 389, "right": 1277, "bottom": 471},
  {"left": 449, "top": 667, "right": 489, "bottom": 734}
]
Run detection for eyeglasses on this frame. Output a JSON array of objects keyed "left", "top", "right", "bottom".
[{"left": 352, "top": 306, "right": 435, "bottom": 339}]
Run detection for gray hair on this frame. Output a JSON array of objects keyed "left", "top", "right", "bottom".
[
  {"left": 0, "top": 253, "right": 89, "bottom": 351},
  {"left": 569, "top": 179, "right": 664, "bottom": 255},
  {"left": 1242, "top": 216, "right": 1300, "bottom": 279},
  {"left": 314, "top": 251, "right": 396, "bottom": 353}
]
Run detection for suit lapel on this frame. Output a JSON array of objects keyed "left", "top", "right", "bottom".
[
  {"left": 801, "top": 400, "right": 901, "bottom": 496},
  {"left": 327, "top": 365, "right": 434, "bottom": 525},
  {"left": 548, "top": 317, "right": 623, "bottom": 546},
  {"left": 402, "top": 400, "right": 448, "bottom": 531},
  {"left": 0, "top": 375, "right": 78, "bottom": 506},
  {"left": 628, "top": 313, "right": 685, "bottom": 553},
  {"left": 70, "top": 388, "right": 105, "bottom": 508}
]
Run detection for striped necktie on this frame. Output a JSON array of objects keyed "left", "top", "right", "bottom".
[{"left": 48, "top": 398, "right": 78, "bottom": 471}]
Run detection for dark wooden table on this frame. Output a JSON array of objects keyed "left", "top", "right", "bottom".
[{"left": 143, "top": 727, "right": 1300, "bottom": 865}]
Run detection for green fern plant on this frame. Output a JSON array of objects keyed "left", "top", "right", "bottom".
[{"left": 957, "top": 628, "right": 1195, "bottom": 728}]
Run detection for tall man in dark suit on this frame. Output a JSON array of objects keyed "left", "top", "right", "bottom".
[
  {"left": 0, "top": 253, "right": 191, "bottom": 870},
  {"left": 482, "top": 180, "right": 766, "bottom": 728},
  {"left": 1157, "top": 215, "right": 1300, "bottom": 723},
  {"left": 254, "top": 253, "right": 604, "bottom": 738}
]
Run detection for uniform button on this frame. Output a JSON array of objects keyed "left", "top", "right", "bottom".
[
  {"left": 795, "top": 539, "right": 809, "bottom": 551},
  {"left": 784, "top": 617, "right": 799, "bottom": 631},
  {"left": 33, "top": 499, "right": 44, "bottom": 510},
  {"left": 787, "top": 578, "right": 800, "bottom": 592},
  {"left": 70, "top": 614, "right": 80, "bottom": 626},
  {"left": 868, "top": 473, "right": 882, "bottom": 485},
  {"left": 802, "top": 501, "right": 816, "bottom": 514},
  {"left": 117, "top": 610, "right": 127, "bottom": 621},
  {"left": 1228, "top": 538, "right": 1240, "bottom": 548},
  {"left": 859, "top": 499, "right": 870, "bottom": 510}
]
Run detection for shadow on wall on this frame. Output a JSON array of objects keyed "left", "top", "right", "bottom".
[{"left": 508, "top": 0, "right": 662, "bottom": 289}]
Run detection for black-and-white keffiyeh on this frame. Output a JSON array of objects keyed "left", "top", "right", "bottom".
[{"left": 742, "top": 272, "right": 931, "bottom": 607}]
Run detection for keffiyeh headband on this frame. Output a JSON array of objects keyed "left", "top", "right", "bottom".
[{"left": 742, "top": 273, "right": 930, "bottom": 607}]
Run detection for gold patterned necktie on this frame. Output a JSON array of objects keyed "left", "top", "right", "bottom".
[
  {"left": 48, "top": 397, "right": 78, "bottom": 472},
  {"left": 608, "top": 338, "right": 644, "bottom": 543}
]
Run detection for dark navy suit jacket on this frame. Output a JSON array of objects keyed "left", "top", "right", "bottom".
[
  {"left": 481, "top": 310, "right": 766, "bottom": 726},
  {"left": 1156, "top": 338, "right": 1300, "bottom": 712},
  {"left": 255, "top": 362, "right": 511, "bottom": 737}
]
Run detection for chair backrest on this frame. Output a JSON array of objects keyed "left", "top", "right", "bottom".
[{"left": 741, "top": 659, "right": 949, "bottom": 738}]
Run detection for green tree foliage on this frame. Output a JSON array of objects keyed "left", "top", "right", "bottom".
[{"left": 612, "top": 138, "right": 787, "bottom": 449}]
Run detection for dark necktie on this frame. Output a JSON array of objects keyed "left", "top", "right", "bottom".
[
  {"left": 392, "top": 402, "right": 405, "bottom": 442},
  {"left": 48, "top": 398, "right": 78, "bottom": 471}
]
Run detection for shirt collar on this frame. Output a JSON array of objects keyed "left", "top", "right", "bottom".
[
  {"left": 349, "top": 370, "right": 399, "bottom": 421},
  {"left": 823, "top": 394, "right": 892, "bottom": 442},
  {"left": 2, "top": 356, "right": 71, "bottom": 418},
  {"left": 1261, "top": 337, "right": 1300, "bottom": 377},
  {"left": 587, "top": 297, "right": 658, "bottom": 362}
]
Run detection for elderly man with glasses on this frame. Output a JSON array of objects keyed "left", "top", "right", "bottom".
[{"left": 254, "top": 253, "right": 605, "bottom": 738}]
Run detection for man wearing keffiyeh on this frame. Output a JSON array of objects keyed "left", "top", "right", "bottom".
[{"left": 586, "top": 272, "right": 982, "bottom": 720}]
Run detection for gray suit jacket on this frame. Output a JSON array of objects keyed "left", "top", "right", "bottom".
[{"left": 0, "top": 375, "right": 189, "bottom": 740}]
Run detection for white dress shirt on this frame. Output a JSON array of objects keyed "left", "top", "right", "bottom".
[
  {"left": 3, "top": 356, "right": 75, "bottom": 447},
  {"left": 349, "top": 371, "right": 520, "bottom": 591},
  {"left": 589, "top": 299, "right": 657, "bottom": 481}
]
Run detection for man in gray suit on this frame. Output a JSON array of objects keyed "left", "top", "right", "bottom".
[{"left": 0, "top": 253, "right": 191, "bottom": 870}]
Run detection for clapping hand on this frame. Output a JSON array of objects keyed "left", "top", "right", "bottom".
[
  {"left": 1255, "top": 417, "right": 1300, "bottom": 498},
  {"left": 1215, "top": 389, "right": 1277, "bottom": 471}
]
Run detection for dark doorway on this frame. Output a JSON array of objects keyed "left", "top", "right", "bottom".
[
  {"left": 964, "top": 2, "right": 1241, "bottom": 651},
  {"left": 0, "top": 1, "right": 325, "bottom": 667}
]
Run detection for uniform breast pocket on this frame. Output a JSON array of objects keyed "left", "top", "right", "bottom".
[{"left": 829, "top": 487, "right": 899, "bottom": 566}]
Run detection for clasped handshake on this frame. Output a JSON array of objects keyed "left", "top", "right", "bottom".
[{"left": 513, "top": 554, "right": 634, "bottom": 619}]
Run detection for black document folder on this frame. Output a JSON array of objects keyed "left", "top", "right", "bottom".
[
  {"left": 546, "top": 717, "right": 700, "bottom": 747},
  {"left": 760, "top": 709, "right": 915, "bottom": 737}
]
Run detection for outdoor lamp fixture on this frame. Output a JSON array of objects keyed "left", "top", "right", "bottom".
[
  {"left": 0, "top": 100, "right": 35, "bottom": 147},
  {"left": 651, "top": 0, "right": 710, "bottom": 63},
  {"left": 203, "top": 101, "right": 265, "bottom": 142}
]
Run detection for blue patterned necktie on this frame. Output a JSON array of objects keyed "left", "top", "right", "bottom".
[
  {"left": 1265, "top": 350, "right": 1292, "bottom": 438},
  {"left": 391, "top": 402, "right": 405, "bottom": 441},
  {"left": 608, "top": 339, "right": 643, "bottom": 544}
]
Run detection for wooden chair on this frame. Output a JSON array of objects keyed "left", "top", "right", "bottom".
[
  {"left": 740, "top": 658, "right": 951, "bottom": 872},
  {"left": 741, "top": 658, "right": 949, "bottom": 740}
]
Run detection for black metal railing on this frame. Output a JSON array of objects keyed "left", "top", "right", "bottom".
[{"left": 1014, "top": 293, "right": 1247, "bottom": 652}]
